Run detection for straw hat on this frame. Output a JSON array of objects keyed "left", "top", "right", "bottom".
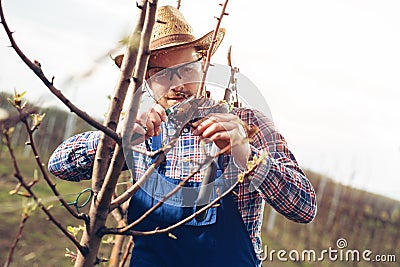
[{"left": 115, "top": 5, "right": 226, "bottom": 67}]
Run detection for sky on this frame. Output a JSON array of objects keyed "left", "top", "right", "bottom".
[{"left": 1, "top": 0, "right": 400, "bottom": 200}]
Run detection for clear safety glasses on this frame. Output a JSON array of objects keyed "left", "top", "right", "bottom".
[{"left": 147, "top": 58, "right": 203, "bottom": 85}]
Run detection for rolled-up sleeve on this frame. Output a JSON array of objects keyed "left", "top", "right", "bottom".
[{"left": 48, "top": 131, "right": 100, "bottom": 182}]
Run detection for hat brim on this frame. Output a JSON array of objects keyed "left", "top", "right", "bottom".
[{"left": 114, "top": 28, "right": 226, "bottom": 68}]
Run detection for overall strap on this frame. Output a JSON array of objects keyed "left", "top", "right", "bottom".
[{"left": 151, "top": 134, "right": 163, "bottom": 152}]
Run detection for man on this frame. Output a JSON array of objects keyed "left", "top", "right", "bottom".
[{"left": 49, "top": 5, "right": 317, "bottom": 267}]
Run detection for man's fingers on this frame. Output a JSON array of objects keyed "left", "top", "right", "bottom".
[
  {"left": 193, "top": 116, "right": 237, "bottom": 135},
  {"left": 195, "top": 121, "right": 236, "bottom": 138},
  {"left": 137, "top": 104, "right": 167, "bottom": 138},
  {"left": 154, "top": 104, "right": 167, "bottom": 122}
]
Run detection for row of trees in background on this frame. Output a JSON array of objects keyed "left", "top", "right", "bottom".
[
  {"left": 0, "top": 92, "right": 94, "bottom": 159},
  {"left": 264, "top": 170, "right": 400, "bottom": 267}
]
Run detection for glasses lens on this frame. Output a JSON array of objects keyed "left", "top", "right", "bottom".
[
  {"left": 149, "top": 61, "right": 202, "bottom": 85},
  {"left": 151, "top": 68, "right": 170, "bottom": 84},
  {"left": 177, "top": 62, "right": 201, "bottom": 81}
]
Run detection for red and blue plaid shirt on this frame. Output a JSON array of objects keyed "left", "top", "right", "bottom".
[{"left": 48, "top": 107, "right": 317, "bottom": 260}]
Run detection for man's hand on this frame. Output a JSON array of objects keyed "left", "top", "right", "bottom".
[
  {"left": 191, "top": 113, "right": 251, "bottom": 169},
  {"left": 136, "top": 104, "right": 167, "bottom": 139}
]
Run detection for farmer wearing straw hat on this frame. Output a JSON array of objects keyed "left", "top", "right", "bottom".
[{"left": 49, "top": 5, "right": 317, "bottom": 267}]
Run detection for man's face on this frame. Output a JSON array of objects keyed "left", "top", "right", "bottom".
[{"left": 147, "top": 47, "right": 201, "bottom": 109}]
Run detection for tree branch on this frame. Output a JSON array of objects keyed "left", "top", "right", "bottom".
[
  {"left": 101, "top": 180, "right": 239, "bottom": 237},
  {"left": 119, "top": 163, "right": 203, "bottom": 232},
  {"left": 2, "top": 129, "right": 88, "bottom": 257},
  {"left": 118, "top": 237, "right": 133, "bottom": 267},
  {"left": 5, "top": 212, "right": 29, "bottom": 267},
  {"left": 108, "top": 218, "right": 127, "bottom": 267},
  {"left": 19, "top": 110, "right": 88, "bottom": 222},
  {"left": 102, "top": 147, "right": 264, "bottom": 237},
  {"left": 115, "top": 141, "right": 235, "bottom": 233},
  {"left": 102, "top": 132, "right": 260, "bottom": 236},
  {"left": 197, "top": 0, "right": 230, "bottom": 97},
  {"left": 89, "top": 0, "right": 148, "bottom": 192},
  {"left": 0, "top": 0, "right": 120, "bottom": 143}
]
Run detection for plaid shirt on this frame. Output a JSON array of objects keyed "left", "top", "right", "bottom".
[{"left": 48, "top": 107, "right": 317, "bottom": 260}]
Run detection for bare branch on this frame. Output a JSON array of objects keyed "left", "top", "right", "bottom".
[
  {"left": 19, "top": 109, "right": 88, "bottom": 221},
  {"left": 0, "top": 0, "right": 120, "bottom": 143},
  {"left": 102, "top": 180, "right": 239, "bottom": 237},
  {"left": 197, "top": 0, "right": 230, "bottom": 97},
  {"left": 109, "top": 150, "right": 164, "bottom": 210},
  {"left": 5, "top": 212, "right": 29, "bottom": 267},
  {"left": 2, "top": 129, "right": 88, "bottom": 256},
  {"left": 97, "top": 0, "right": 159, "bottom": 232},
  {"left": 227, "top": 45, "right": 232, "bottom": 67},
  {"left": 119, "top": 237, "right": 133, "bottom": 267},
  {"left": 90, "top": 0, "right": 148, "bottom": 193},
  {"left": 103, "top": 146, "right": 263, "bottom": 237},
  {"left": 119, "top": 162, "right": 203, "bottom": 232},
  {"left": 0, "top": 107, "right": 36, "bottom": 130},
  {"left": 108, "top": 128, "right": 187, "bottom": 211},
  {"left": 114, "top": 137, "right": 238, "bottom": 232}
]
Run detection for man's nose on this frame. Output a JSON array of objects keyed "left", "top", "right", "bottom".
[
  {"left": 170, "top": 84, "right": 185, "bottom": 93},
  {"left": 168, "top": 71, "right": 184, "bottom": 89}
]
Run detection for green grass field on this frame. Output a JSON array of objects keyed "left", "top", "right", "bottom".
[{"left": 0, "top": 151, "right": 96, "bottom": 266}]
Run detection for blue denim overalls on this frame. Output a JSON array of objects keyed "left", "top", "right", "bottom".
[{"left": 127, "top": 134, "right": 260, "bottom": 267}]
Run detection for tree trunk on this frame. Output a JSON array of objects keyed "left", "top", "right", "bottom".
[{"left": 73, "top": 1, "right": 158, "bottom": 266}]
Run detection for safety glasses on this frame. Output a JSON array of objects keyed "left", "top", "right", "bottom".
[{"left": 147, "top": 58, "right": 203, "bottom": 85}]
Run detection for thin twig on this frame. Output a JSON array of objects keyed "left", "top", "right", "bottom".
[
  {"left": 5, "top": 213, "right": 29, "bottom": 267},
  {"left": 0, "top": 0, "right": 120, "bottom": 143},
  {"left": 197, "top": 0, "right": 230, "bottom": 97},
  {"left": 104, "top": 137, "right": 244, "bottom": 237},
  {"left": 118, "top": 237, "right": 133, "bottom": 267},
  {"left": 109, "top": 125, "right": 190, "bottom": 211},
  {"left": 115, "top": 140, "right": 235, "bottom": 233},
  {"left": 103, "top": 146, "right": 264, "bottom": 237},
  {"left": 102, "top": 180, "right": 239, "bottom": 237},
  {"left": 19, "top": 110, "right": 87, "bottom": 221},
  {"left": 119, "top": 163, "right": 203, "bottom": 232},
  {"left": 2, "top": 130, "right": 88, "bottom": 256},
  {"left": 109, "top": 150, "right": 164, "bottom": 210}
]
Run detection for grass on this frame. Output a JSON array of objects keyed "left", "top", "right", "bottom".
[{"left": 0, "top": 150, "right": 96, "bottom": 267}]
